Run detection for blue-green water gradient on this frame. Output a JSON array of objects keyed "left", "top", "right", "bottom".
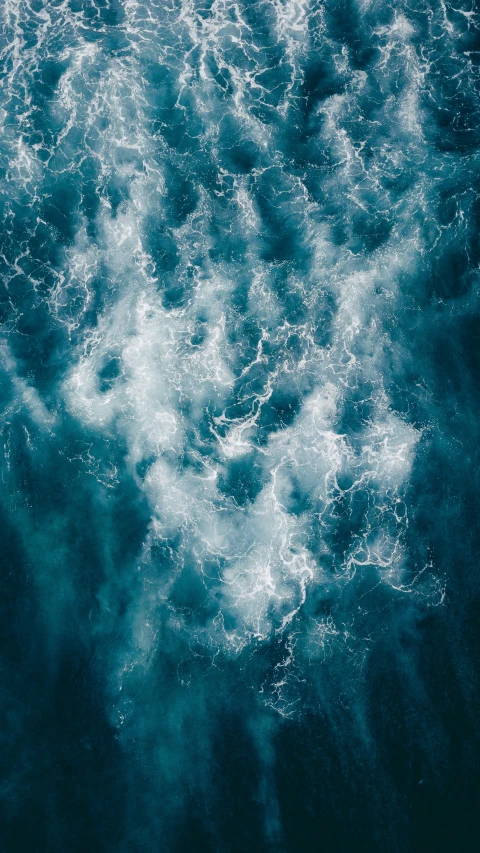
[{"left": 1, "top": 2, "right": 480, "bottom": 851}]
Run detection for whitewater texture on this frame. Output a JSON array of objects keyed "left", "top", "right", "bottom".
[{"left": 1, "top": 2, "right": 480, "bottom": 852}]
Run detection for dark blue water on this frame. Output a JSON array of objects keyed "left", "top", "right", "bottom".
[{"left": 1, "top": 1, "right": 480, "bottom": 851}]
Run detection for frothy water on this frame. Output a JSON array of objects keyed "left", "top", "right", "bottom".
[{"left": 1, "top": 2, "right": 479, "bottom": 850}]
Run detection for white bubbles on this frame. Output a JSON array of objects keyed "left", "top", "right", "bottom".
[{"left": 11, "top": 0, "right": 442, "bottom": 717}]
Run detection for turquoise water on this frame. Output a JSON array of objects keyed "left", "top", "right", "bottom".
[{"left": 1, "top": 2, "right": 479, "bottom": 850}]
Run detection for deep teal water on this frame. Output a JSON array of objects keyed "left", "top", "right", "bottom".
[{"left": 1, "top": 1, "right": 480, "bottom": 851}]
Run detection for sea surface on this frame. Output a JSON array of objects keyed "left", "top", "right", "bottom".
[{"left": 1, "top": 1, "right": 480, "bottom": 851}]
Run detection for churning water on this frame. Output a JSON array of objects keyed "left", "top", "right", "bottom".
[{"left": 1, "top": 2, "right": 480, "bottom": 851}]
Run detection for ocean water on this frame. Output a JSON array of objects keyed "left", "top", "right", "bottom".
[{"left": 1, "top": 1, "right": 479, "bottom": 850}]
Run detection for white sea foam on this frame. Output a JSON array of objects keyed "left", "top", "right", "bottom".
[{"left": 0, "top": 0, "right": 446, "bottom": 717}]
